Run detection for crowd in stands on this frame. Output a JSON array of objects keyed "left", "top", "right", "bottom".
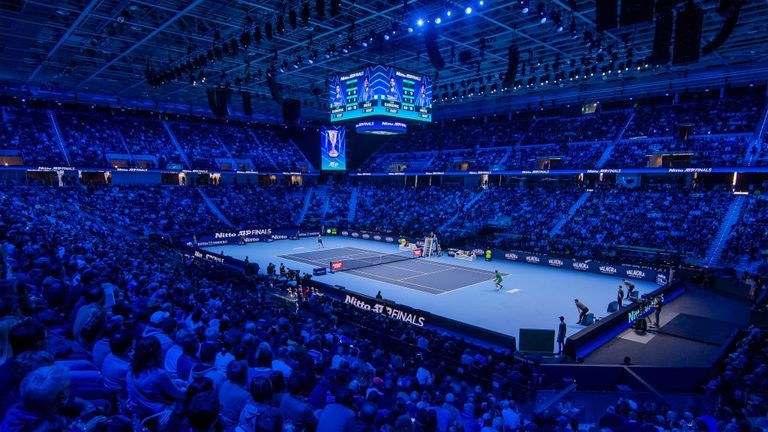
[
  {"left": 623, "top": 94, "right": 763, "bottom": 138},
  {"left": 170, "top": 122, "right": 230, "bottom": 171},
  {"left": 503, "top": 142, "right": 607, "bottom": 171},
  {"left": 521, "top": 112, "right": 626, "bottom": 145},
  {"left": 111, "top": 115, "right": 182, "bottom": 168},
  {"left": 353, "top": 185, "right": 477, "bottom": 241},
  {"left": 301, "top": 188, "right": 329, "bottom": 229},
  {"left": 553, "top": 185, "right": 732, "bottom": 259},
  {"left": 0, "top": 105, "right": 65, "bottom": 166},
  {"left": 449, "top": 186, "right": 582, "bottom": 251},
  {"left": 723, "top": 194, "right": 768, "bottom": 264},
  {"left": 57, "top": 111, "right": 130, "bottom": 167},
  {"left": 213, "top": 125, "right": 275, "bottom": 171},
  {"left": 81, "top": 185, "right": 230, "bottom": 237},
  {"left": 0, "top": 183, "right": 541, "bottom": 432},
  {"left": 257, "top": 130, "right": 310, "bottom": 172},
  {"left": 605, "top": 136, "right": 751, "bottom": 169},
  {"left": 1, "top": 105, "right": 310, "bottom": 172},
  {"left": 205, "top": 184, "right": 305, "bottom": 230},
  {"left": 705, "top": 326, "right": 767, "bottom": 417}
]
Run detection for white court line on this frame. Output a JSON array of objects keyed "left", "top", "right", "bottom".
[
  {"left": 506, "top": 288, "right": 521, "bottom": 294},
  {"left": 292, "top": 247, "right": 305, "bottom": 250},
  {"left": 346, "top": 268, "right": 445, "bottom": 293},
  {"left": 399, "top": 267, "right": 454, "bottom": 280},
  {"left": 421, "top": 259, "right": 505, "bottom": 277},
  {"left": 435, "top": 277, "right": 497, "bottom": 296}
]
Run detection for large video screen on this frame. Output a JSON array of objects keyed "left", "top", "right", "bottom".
[
  {"left": 330, "top": 65, "right": 432, "bottom": 122},
  {"left": 320, "top": 126, "right": 346, "bottom": 170}
]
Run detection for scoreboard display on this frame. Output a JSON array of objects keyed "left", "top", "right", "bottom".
[{"left": 330, "top": 65, "right": 432, "bottom": 123}]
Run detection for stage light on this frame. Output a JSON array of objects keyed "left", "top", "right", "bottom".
[
  {"left": 435, "top": 17, "right": 442, "bottom": 24},
  {"left": 540, "top": 16, "right": 546, "bottom": 23},
  {"left": 417, "top": 18, "right": 424, "bottom": 26},
  {"left": 407, "top": 26, "right": 414, "bottom": 33},
  {"left": 447, "top": 10, "right": 452, "bottom": 16},
  {"left": 465, "top": 6, "right": 472, "bottom": 14},
  {"left": 384, "top": 33, "right": 390, "bottom": 40},
  {"left": 479, "top": 0, "right": 484, "bottom": 5}
]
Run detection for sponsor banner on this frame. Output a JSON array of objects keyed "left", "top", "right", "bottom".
[
  {"left": 343, "top": 293, "right": 427, "bottom": 327},
  {"left": 502, "top": 250, "right": 663, "bottom": 284},
  {"left": 330, "top": 261, "right": 343, "bottom": 272},
  {"left": 193, "top": 250, "right": 226, "bottom": 264},
  {"left": 188, "top": 227, "right": 320, "bottom": 247}
]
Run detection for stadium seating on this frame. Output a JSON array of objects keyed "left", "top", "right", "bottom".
[
  {"left": 554, "top": 186, "right": 732, "bottom": 259},
  {"left": 204, "top": 184, "right": 305, "bottom": 229},
  {"left": 723, "top": 194, "right": 768, "bottom": 263},
  {"left": 605, "top": 135, "right": 751, "bottom": 168},
  {"left": 0, "top": 105, "right": 66, "bottom": 166},
  {"left": 57, "top": 111, "right": 129, "bottom": 167},
  {"left": 623, "top": 94, "right": 763, "bottom": 138},
  {"left": 0, "top": 183, "right": 535, "bottom": 432}
]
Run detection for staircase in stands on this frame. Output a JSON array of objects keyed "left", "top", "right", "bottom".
[
  {"left": 596, "top": 111, "right": 635, "bottom": 168},
  {"left": 438, "top": 188, "right": 488, "bottom": 233},
  {"left": 47, "top": 111, "right": 72, "bottom": 166},
  {"left": 548, "top": 190, "right": 593, "bottom": 237},
  {"left": 296, "top": 187, "right": 315, "bottom": 226},
  {"left": 247, "top": 130, "right": 280, "bottom": 171},
  {"left": 196, "top": 188, "right": 234, "bottom": 228},
  {"left": 347, "top": 187, "right": 359, "bottom": 223},
  {"left": 162, "top": 120, "right": 192, "bottom": 169},
  {"left": 702, "top": 194, "right": 746, "bottom": 267},
  {"left": 745, "top": 94, "right": 768, "bottom": 166}
]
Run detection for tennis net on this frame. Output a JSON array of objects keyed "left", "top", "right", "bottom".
[{"left": 330, "top": 248, "right": 422, "bottom": 272}]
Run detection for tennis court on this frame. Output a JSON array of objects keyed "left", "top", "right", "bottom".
[{"left": 279, "top": 246, "right": 500, "bottom": 294}]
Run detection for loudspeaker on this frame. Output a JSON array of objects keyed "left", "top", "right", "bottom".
[
  {"left": 620, "top": 0, "right": 653, "bottom": 26},
  {"left": 595, "top": 0, "right": 618, "bottom": 31},
  {"left": 424, "top": 23, "right": 445, "bottom": 70},
  {"left": 458, "top": 50, "right": 473, "bottom": 65},
  {"left": 206, "top": 88, "right": 217, "bottom": 116},
  {"left": 650, "top": 10, "right": 673, "bottom": 65},
  {"left": 267, "top": 73, "right": 283, "bottom": 103},
  {"left": 330, "top": 0, "right": 341, "bottom": 15},
  {"left": 675, "top": 124, "right": 692, "bottom": 141},
  {"left": 673, "top": 2, "right": 703, "bottom": 65},
  {"left": 214, "top": 88, "right": 232, "bottom": 118},
  {"left": 282, "top": 98, "right": 301, "bottom": 125},
  {"left": 0, "top": 0, "right": 25, "bottom": 12},
  {"left": 242, "top": 92, "right": 252, "bottom": 117},
  {"left": 503, "top": 45, "right": 520, "bottom": 86},
  {"left": 703, "top": 0, "right": 742, "bottom": 55}
]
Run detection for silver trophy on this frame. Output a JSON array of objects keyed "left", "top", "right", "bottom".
[{"left": 327, "top": 129, "right": 340, "bottom": 158}]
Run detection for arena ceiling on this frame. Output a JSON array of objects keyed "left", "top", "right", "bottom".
[{"left": 0, "top": 0, "right": 766, "bottom": 120}]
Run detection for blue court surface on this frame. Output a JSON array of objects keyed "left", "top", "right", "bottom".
[
  {"left": 278, "top": 246, "right": 501, "bottom": 294},
  {"left": 205, "top": 236, "right": 656, "bottom": 339}
]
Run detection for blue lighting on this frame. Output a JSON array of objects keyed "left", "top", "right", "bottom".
[
  {"left": 435, "top": 17, "right": 442, "bottom": 24},
  {"left": 447, "top": 10, "right": 452, "bottom": 16},
  {"left": 465, "top": 6, "right": 472, "bottom": 14},
  {"left": 479, "top": 0, "right": 484, "bottom": 5},
  {"left": 417, "top": 18, "right": 424, "bottom": 26}
]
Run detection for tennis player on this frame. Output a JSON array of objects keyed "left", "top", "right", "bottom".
[
  {"left": 317, "top": 233, "right": 324, "bottom": 248},
  {"left": 495, "top": 270, "right": 503, "bottom": 291}
]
